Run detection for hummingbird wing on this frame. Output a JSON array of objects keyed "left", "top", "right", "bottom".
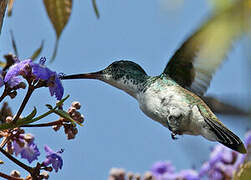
[
  {"left": 201, "top": 95, "right": 248, "bottom": 116},
  {"left": 163, "top": 0, "right": 250, "bottom": 95}
]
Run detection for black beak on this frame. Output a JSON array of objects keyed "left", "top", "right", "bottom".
[{"left": 60, "top": 71, "right": 103, "bottom": 80}]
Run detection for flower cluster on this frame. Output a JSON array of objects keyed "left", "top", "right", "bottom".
[
  {"left": 12, "top": 133, "right": 40, "bottom": 163},
  {"left": 150, "top": 131, "right": 251, "bottom": 180},
  {"left": 0, "top": 103, "right": 64, "bottom": 176},
  {"left": 53, "top": 101, "right": 84, "bottom": 139},
  {"left": 151, "top": 161, "right": 199, "bottom": 180},
  {"left": 108, "top": 168, "right": 155, "bottom": 180},
  {"left": 4, "top": 57, "right": 64, "bottom": 100},
  {"left": 198, "top": 131, "right": 251, "bottom": 180},
  {"left": 107, "top": 131, "right": 251, "bottom": 180},
  {"left": 3, "top": 130, "right": 63, "bottom": 172}
]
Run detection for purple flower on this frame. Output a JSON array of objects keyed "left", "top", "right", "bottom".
[
  {"left": 210, "top": 170, "right": 223, "bottom": 180},
  {"left": 151, "top": 161, "right": 175, "bottom": 176},
  {"left": 7, "top": 76, "right": 23, "bottom": 88},
  {"left": 162, "top": 170, "right": 199, "bottom": 180},
  {"left": 43, "top": 145, "right": 63, "bottom": 172},
  {"left": 48, "top": 73, "right": 64, "bottom": 100},
  {"left": 12, "top": 134, "right": 40, "bottom": 163},
  {"left": 162, "top": 172, "right": 179, "bottom": 180},
  {"left": 31, "top": 58, "right": 64, "bottom": 100},
  {"left": 0, "top": 70, "right": 22, "bottom": 88},
  {"left": 209, "top": 145, "right": 224, "bottom": 166},
  {"left": 178, "top": 170, "right": 199, "bottom": 180},
  {"left": 199, "top": 162, "right": 210, "bottom": 177},
  {"left": 4, "top": 59, "right": 32, "bottom": 82},
  {"left": 4, "top": 57, "right": 64, "bottom": 100}
]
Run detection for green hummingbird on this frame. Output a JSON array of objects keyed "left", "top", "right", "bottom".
[{"left": 61, "top": 1, "right": 250, "bottom": 153}]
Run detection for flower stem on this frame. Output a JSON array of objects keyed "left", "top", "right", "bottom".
[
  {"left": 0, "top": 109, "right": 54, "bottom": 131},
  {"left": 12, "top": 85, "right": 34, "bottom": 123},
  {"left": 0, "top": 147, "right": 33, "bottom": 174},
  {"left": 21, "top": 120, "right": 61, "bottom": 127},
  {"left": 0, "top": 172, "right": 23, "bottom": 180},
  {"left": 0, "top": 86, "right": 8, "bottom": 103},
  {"left": 0, "top": 131, "right": 12, "bottom": 148}
]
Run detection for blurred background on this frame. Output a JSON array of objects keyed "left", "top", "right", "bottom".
[{"left": 0, "top": 0, "right": 250, "bottom": 179}]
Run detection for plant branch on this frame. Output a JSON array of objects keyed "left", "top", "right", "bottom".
[
  {"left": 0, "top": 109, "right": 54, "bottom": 131},
  {"left": 21, "top": 120, "right": 61, "bottom": 127},
  {"left": 0, "top": 131, "right": 13, "bottom": 148},
  {"left": 12, "top": 85, "right": 35, "bottom": 123},
  {"left": 0, "top": 86, "right": 8, "bottom": 103},
  {"left": 0, "top": 147, "right": 33, "bottom": 174},
  {"left": 0, "top": 172, "right": 24, "bottom": 180}
]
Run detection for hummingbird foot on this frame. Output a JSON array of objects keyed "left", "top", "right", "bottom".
[{"left": 171, "top": 132, "right": 178, "bottom": 140}]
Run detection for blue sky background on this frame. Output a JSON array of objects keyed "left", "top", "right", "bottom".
[{"left": 0, "top": 0, "right": 250, "bottom": 179}]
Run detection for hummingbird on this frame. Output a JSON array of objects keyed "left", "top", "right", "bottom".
[{"left": 61, "top": 1, "right": 250, "bottom": 153}]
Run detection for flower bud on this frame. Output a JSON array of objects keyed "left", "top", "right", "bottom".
[
  {"left": 8, "top": 91, "right": 17, "bottom": 99},
  {"left": 18, "top": 82, "right": 26, "bottom": 89},
  {"left": 67, "top": 130, "right": 75, "bottom": 140},
  {"left": 10, "top": 170, "right": 21, "bottom": 177},
  {"left": 134, "top": 173, "right": 141, "bottom": 180},
  {"left": 40, "top": 171, "right": 49, "bottom": 179},
  {"left": 52, "top": 124, "right": 62, "bottom": 131},
  {"left": 127, "top": 172, "right": 134, "bottom": 180},
  {"left": 143, "top": 171, "right": 154, "bottom": 180},
  {"left": 5, "top": 116, "right": 13, "bottom": 123},
  {"left": 68, "top": 107, "right": 77, "bottom": 115},
  {"left": 71, "top": 101, "right": 81, "bottom": 109},
  {"left": 24, "top": 133, "right": 34, "bottom": 143}
]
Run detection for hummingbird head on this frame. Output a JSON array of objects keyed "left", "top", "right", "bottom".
[{"left": 61, "top": 60, "right": 148, "bottom": 98}]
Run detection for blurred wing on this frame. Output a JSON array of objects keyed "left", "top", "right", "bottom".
[
  {"left": 201, "top": 95, "right": 248, "bottom": 116},
  {"left": 163, "top": 0, "right": 251, "bottom": 95}
]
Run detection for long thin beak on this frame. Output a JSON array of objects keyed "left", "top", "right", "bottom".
[{"left": 60, "top": 71, "right": 103, "bottom": 80}]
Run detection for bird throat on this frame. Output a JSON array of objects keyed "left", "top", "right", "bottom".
[{"left": 102, "top": 74, "right": 149, "bottom": 98}]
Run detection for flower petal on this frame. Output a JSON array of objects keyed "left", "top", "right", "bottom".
[
  {"left": 4, "top": 59, "right": 32, "bottom": 82},
  {"left": 43, "top": 145, "right": 63, "bottom": 172}
]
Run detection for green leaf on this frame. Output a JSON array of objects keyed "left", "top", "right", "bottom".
[
  {"left": 53, "top": 109, "right": 83, "bottom": 126},
  {"left": 0, "top": 107, "right": 37, "bottom": 131},
  {"left": 92, "top": 0, "right": 100, "bottom": 19},
  {"left": 30, "top": 40, "right": 44, "bottom": 61},
  {"left": 0, "top": 61, "right": 5, "bottom": 68},
  {"left": 208, "top": 0, "right": 233, "bottom": 11},
  {"left": 10, "top": 30, "right": 18, "bottom": 56},
  {"left": 15, "top": 107, "right": 37, "bottom": 124},
  {"left": 7, "top": 0, "right": 14, "bottom": 17},
  {"left": 43, "top": 0, "right": 72, "bottom": 61},
  {"left": 45, "top": 104, "right": 53, "bottom": 110},
  {"left": 56, "top": 94, "right": 70, "bottom": 107},
  {"left": 0, "top": 0, "right": 8, "bottom": 34},
  {"left": 53, "top": 109, "right": 75, "bottom": 126}
]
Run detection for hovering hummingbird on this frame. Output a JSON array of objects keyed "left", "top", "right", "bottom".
[{"left": 61, "top": 1, "right": 250, "bottom": 153}]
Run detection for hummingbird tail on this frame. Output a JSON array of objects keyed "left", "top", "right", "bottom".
[{"left": 204, "top": 118, "right": 247, "bottom": 154}]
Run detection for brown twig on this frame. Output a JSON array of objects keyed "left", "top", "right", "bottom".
[
  {"left": 0, "top": 86, "right": 9, "bottom": 103},
  {"left": 0, "top": 147, "right": 33, "bottom": 174},
  {"left": 0, "top": 172, "right": 24, "bottom": 180},
  {"left": 12, "top": 85, "right": 34, "bottom": 123}
]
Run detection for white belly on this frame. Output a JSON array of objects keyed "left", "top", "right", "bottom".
[{"left": 136, "top": 85, "right": 204, "bottom": 135}]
